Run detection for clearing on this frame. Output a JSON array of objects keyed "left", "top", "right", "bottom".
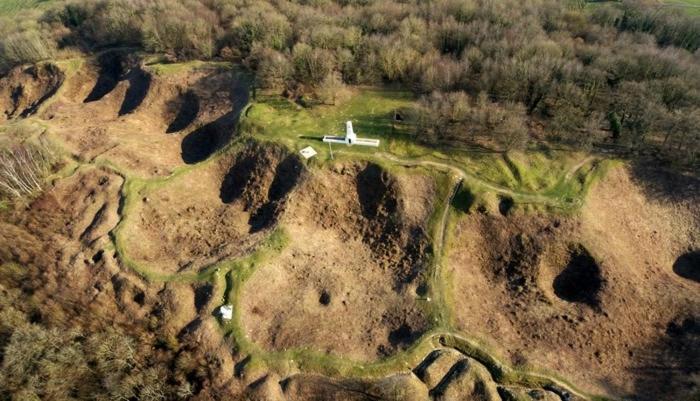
[{"left": 0, "top": 55, "right": 697, "bottom": 401}]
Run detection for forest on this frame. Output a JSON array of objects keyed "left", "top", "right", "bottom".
[{"left": 1, "top": 0, "right": 698, "bottom": 165}]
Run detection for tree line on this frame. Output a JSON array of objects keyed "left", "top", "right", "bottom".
[{"left": 0, "top": 0, "right": 698, "bottom": 164}]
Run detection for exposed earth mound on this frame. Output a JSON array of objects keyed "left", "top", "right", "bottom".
[
  {"left": 35, "top": 54, "right": 249, "bottom": 176},
  {"left": 239, "top": 163, "right": 435, "bottom": 360},
  {"left": 2, "top": 54, "right": 699, "bottom": 400},
  {"left": 447, "top": 166, "right": 700, "bottom": 400},
  {"left": 220, "top": 143, "right": 304, "bottom": 231},
  {"left": 0, "top": 167, "right": 122, "bottom": 269},
  {"left": 0, "top": 63, "right": 64, "bottom": 121},
  {"left": 238, "top": 349, "right": 562, "bottom": 401},
  {"left": 120, "top": 143, "right": 303, "bottom": 275},
  {"left": 0, "top": 167, "right": 237, "bottom": 397}
]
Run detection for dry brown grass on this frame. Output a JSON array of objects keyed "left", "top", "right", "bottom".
[{"left": 445, "top": 165, "right": 699, "bottom": 400}]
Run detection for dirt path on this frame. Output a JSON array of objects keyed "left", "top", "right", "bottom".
[
  {"left": 435, "top": 332, "right": 592, "bottom": 401},
  {"left": 435, "top": 177, "right": 462, "bottom": 255},
  {"left": 375, "top": 152, "right": 595, "bottom": 208},
  {"left": 564, "top": 155, "right": 595, "bottom": 181},
  {"left": 376, "top": 152, "right": 599, "bottom": 400}
]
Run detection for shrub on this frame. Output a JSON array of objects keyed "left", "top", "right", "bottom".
[
  {"left": 142, "top": 0, "right": 219, "bottom": 59},
  {"left": 291, "top": 43, "right": 335, "bottom": 87},
  {"left": 248, "top": 46, "right": 292, "bottom": 91},
  {"left": 0, "top": 29, "right": 55, "bottom": 73},
  {"left": 415, "top": 91, "right": 529, "bottom": 150},
  {"left": 220, "top": 4, "right": 292, "bottom": 54}
]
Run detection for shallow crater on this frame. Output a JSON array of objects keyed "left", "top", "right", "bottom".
[
  {"left": 120, "top": 143, "right": 303, "bottom": 275},
  {"left": 553, "top": 245, "right": 603, "bottom": 308},
  {"left": 673, "top": 250, "right": 699, "bottom": 283},
  {"left": 239, "top": 163, "right": 436, "bottom": 360}
]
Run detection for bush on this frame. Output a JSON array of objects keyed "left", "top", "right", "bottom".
[
  {"left": 0, "top": 29, "right": 55, "bottom": 73},
  {"left": 0, "top": 301, "right": 180, "bottom": 401},
  {"left": 291, "top": 43, "right": 335, "bottom": 87},
  {"left": 142, "top": 0, "right": 218, "bottom": 59},
  {"left": 248, "top": 46, "right": 292, "bottom": 90},
  {"left": 220, "top": 4, "right": 291, "bottom": 54}
]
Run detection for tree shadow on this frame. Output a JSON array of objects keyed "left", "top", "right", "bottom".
[
  {"left": 193, "top": 283, "right": 213, "bottom": 313},
  {"left": 298, "top": 135, "right": 324, "bottom": 142},
  {"left": 452, "top": 190, "right": 475, "bottom": 213},
  {"left": 628, "top": 159, "right": 700, "bottom": 203},
  {"left": 673, "top": 250, "right": 700, "bottom": 283},
  {"left": 181, "top": 112, "right": 238, "bottom": 164},
  {"left": 248, "top": 154, "right": 304, "bottom": 232},
  {"left": 356, "top": 163, "right": 395, "bottom": 219},
  {"left": 219, "top": 150, "right": 259, "bottom": 204},
  {"left": 630, "top": 314, "right": 700, "bottom": 401}
]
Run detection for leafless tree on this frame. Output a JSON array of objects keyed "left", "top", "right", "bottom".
[{"left": 0, "top": 141, "right": 54, "bottom": 199}]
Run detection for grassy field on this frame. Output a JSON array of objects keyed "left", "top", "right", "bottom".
[
  {"left": 655, "top": 0, "right": 700, "bottom": 15},
  {"left": 586, "top": 0, "right": 700, "bottom": 15},
  {"left": 0, "top": 0, "right": 56, "bottom": 15},
  {"left": 244, "top": 88, "right": 422, "bottom": 157},
  {"left": 243, "top": 89, "right": 606, "bottom": 213}
]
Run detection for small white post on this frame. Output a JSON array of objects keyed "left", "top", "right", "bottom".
[{"left": 328, "top": 141, "right": 334, "bottom": 160}]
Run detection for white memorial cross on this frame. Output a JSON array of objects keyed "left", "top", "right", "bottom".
[{"left": 323, "top": 121, "right": 380, "bottom": 147}]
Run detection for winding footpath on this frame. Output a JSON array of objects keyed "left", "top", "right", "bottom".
[
  {"left": 376, "top": 152, "right": 593, "bottom": 208},
  {"left": 375, "top": 150, "right": 600, "bottom": 401}
]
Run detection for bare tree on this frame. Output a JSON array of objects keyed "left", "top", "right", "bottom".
[{"left": 0, "top": 141, "right": 54, "bottom": 199}]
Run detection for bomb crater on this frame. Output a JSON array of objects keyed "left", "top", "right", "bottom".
[{"left": 553, "top": 245, "right": 603, "bottom": 308}]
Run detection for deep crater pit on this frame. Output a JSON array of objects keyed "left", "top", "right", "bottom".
[
  {"left": 120, "top": 143, "right": 303, "bottom": 275},
  {"left": 238, "top": 162, "right": 435, "bottom": 361},
  {"left": 553, "top": 245, "right": 603, "bottom": 307},
  {"left": 673, "top": 250, "right": 700, "bottom": 283}
]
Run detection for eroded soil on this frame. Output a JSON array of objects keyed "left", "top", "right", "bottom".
[
  {"left": 121, "top": 142, "right": 303, "bottom": 275},
  {"left": 39, "top": 50, "right": 249, "bottom": 177},
  {"left": 0, "top": 62, "right": 64, "bottom": 121},
  {"left": 1, "top": 56, "right": 699, "bottom": 401},
  {"left": 447, "top": 166, "right": 700, "bottom": 400},
  {"left": 240, "top": 162, "right": 435, "bottom": 360}
]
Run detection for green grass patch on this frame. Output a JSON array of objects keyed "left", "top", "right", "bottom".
[
  {"left": 662, "top": 0, "right": 700, "bottom": 15},
  {"left": 242, "top": 89, "right": 605, "bottom": 213},
  {"left": 244, "top": 88, "right": 424, "bottom": 159},
  {"left": 425, "top": 172, "right": 461, "bottom": 329},
  {"left": 0, "top": 0, "right": 56, "bottom": 15},
  {"left": 585, "top": 0, "right": 700, "bottom": 15}
]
